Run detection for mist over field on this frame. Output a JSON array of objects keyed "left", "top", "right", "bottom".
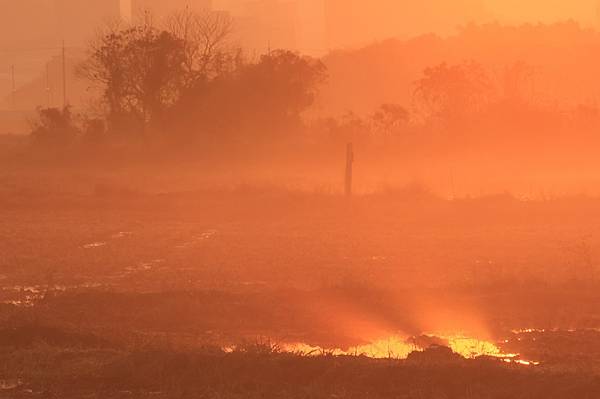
[{"left": 2, "top": 1, "right": 600, "bottom": 398}]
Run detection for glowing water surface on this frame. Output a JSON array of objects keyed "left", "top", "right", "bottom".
[{"left": 278, "top": 334, "right": 540, "bottom": 365}]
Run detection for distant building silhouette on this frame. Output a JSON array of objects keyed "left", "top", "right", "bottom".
[
  {"left": 54, "top": 0, "right": 121, "bottom": 45},
  {"left": 0, "top": 0, "right": 121, "bottom": 113},
  {"left": 0, "top": 0, "right": 57, "bottom": 49},
  {"left": 214, "top": 0, "right": 300, "bottom": 55},
  {"left": 323, "top": 0, "right": 487, "bottom": 49},
  {"left": 0, "top": 0, "right": 120, "bottom": 49},
  {"left": 131, "top": 0, "right": 213, "bottom": 21},
  {"left": 240, "top": 0, "right": 298, "bottom": 53},
  {"left": 295, "top": 0, "right": 328, "bottom": 55}
]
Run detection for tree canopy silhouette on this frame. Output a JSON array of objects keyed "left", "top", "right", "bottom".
[
  {"left": 414, "top": 62, "right": 492, "bottom": 126},
  {"left": 168, "top": 49, "right": 327, "bottom": 145},
  {"left": 79, "top": 24, "right": 186, "bottom": 133},
  {"left": 77, "top": 10, "right": 325, "bottom": 146}
]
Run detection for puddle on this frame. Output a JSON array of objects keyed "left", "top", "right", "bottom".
[
  {"left": 83, "top": 242, "right": 107, "bottom": 249},
  {"left": 82, "top": 231, "right": 132, "bottom": 249},
  {"left": 3, "top": 286, "right": 43, "bottom": 294},
  {"left": 112, "top": 231, "right": 133, "bottom": 239},
  {"left": 0, "top": 379, "right": 23, "bottom": 390},
  {"left": 371, "top": 256, "right": 387, "bottom": 261},
  {"left": 1, "top": 300, "right": 34, "bottom": 307},
  {"left": 241, "top": 281, "right": 268, "bottom": 286},
  {"left": 79, "top": 282, "right": 104, "bottom": 289},
  {"left": 125, "top": 259, "right": 165, "bottom": 274},
  {"left": 1, "top": 287, "right": 43, "bottom": 307},
  {"left": 176, "top": 230, "right": 218, "bottom": 249},
  {"left": 200, "top": 230, "right": 218, "bottom": 239},
  {"left": 1, "top": 284, "right": 98, "bottom": 307},
  {"left": 234, "top": 334, "right": 541, "bottom": 366}
]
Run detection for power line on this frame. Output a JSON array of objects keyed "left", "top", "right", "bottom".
[{"left": 0, "top": 45, "right": 83, "bottom": 54}]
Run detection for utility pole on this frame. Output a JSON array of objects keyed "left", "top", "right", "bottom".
[
  {"left": 345, "top": 142, "right": 354, "bottom": 197},
  {"left": 10, "top": 65, "right": 15, "bottom": 110},
  {"left": 62, "top": 40, "right": 67, "bottom": 109},
  {"left": 46, "top": 63, "right": 51, "bottom": 108}
]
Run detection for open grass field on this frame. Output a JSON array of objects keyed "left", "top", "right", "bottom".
[{"left": 2, "top": 167, "right": 600, "bottom": 397}]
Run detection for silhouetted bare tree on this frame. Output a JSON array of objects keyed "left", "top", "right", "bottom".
[
  {"left": 165, "top": 8, "right": 237, "bottom": 86},
  {"left": 79, "top": 22, "right": 187, "bottom": 134}
]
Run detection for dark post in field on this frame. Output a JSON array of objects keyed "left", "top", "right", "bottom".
[
  {"left": 345, "top": 142, "right": 354, "bottom": 197},
  {"left": 62, "top": 40, "right": 67, "bottom": 108}
]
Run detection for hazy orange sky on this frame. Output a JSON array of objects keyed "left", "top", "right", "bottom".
[
  {"left": 209, "top": 0, "right": 600, "bottom": 55},
  {"left": 2, "top": 0, "right": 600, "bottom": 111},
  {"left": 212, "top": 0, "right": 600, "bottom": 25},
  {"left": 320, "top": 0, "right": 600, "bottom": 47},
  {"left": 486, "top": 0, "right": 600, "bottom": 24}
]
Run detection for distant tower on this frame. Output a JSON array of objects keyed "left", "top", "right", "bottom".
[
  {"left": 121, "top": 0, "right": 133, "bottom": 20},
  {"left": 296, "top": 0, "right": 328, "bottom": 55},
  {"left": 132, "top": 0, "right": 212, "bottom": 17},
  {"left": 240, "top": 0, "right": 299, "bottom": 54},
  {"left": 54, "top": 0, "right": 121, "bottom": 45}
]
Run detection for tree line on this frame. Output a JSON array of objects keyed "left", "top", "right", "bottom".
[
  {"left": 29, "top": 11, "right": 600, "bottom": 161},
  {"left": 31, "top": 8, "right": 326, "bottom": 151}
]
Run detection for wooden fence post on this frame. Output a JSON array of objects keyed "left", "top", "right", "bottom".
[{"left": 345, "top": 142, "right": 354, "bottom": 197}]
